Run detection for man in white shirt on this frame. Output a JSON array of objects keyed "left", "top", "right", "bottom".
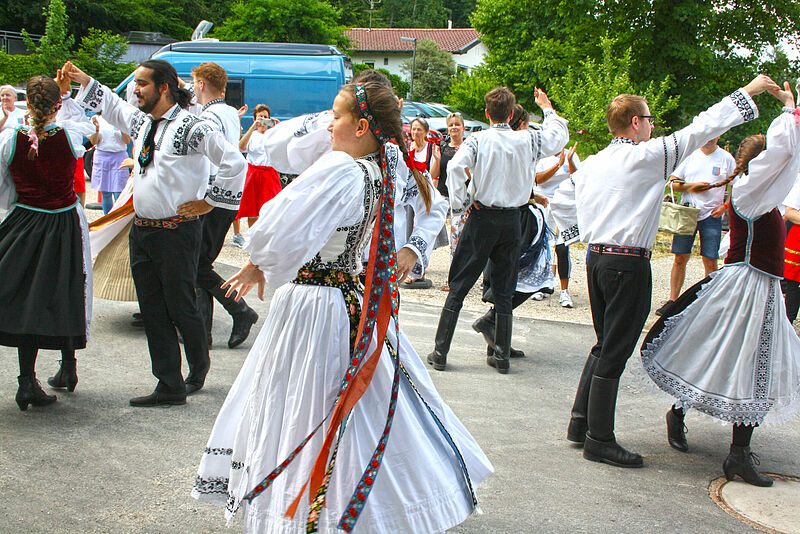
[
  {"left": 656, "top": 138, "right": 736, "bottom": 315},
  {"left": 427, "top": 86, "right": 568, "bottom": 374},
  {"left": 567, "top": 75, "right": 775, "bottom": 468},
  {"left": 185, "top": 62, "right": 258, "bottom": 351},
  {"left": 64, "top": 59, "right": 247, "bottom": 406}
]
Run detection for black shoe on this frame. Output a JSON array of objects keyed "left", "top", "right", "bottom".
[
  {"left": 427, "top": 308, "right": 460, "bottom": 371},
  {"left": 486, "top": 312, "right": 512, "bottom": 374},
  {"left": 583, "top": 375, "right": 644, "bottom": 467},
  {"left": 47, "top": 358, "right": 78, "bottom": 392},
  {"left": 401, "top": 278, "right": 433, "bottom": 289},
  {"left": 486, "top": 345, "right": 525, "bottom": 358},
  {"left": 666, "top": 409, "right": 688, "bottom": 452},
  {"left": 185, "top": 361, "right": 210, "bottom": 395},
  {"left": 583, "top": 435, "right": 644, "bottom": 468},
  {"left": 229, "top": 307, "right": 258, "bottom": 349},
  {"left": 723, "top": 445, "right": 773, "bottom": 487},
  {"left": 129, "top": 389, "right": 186, "bottom": 407},
  {"left": 16, "top": 375, "right": 57, "bottom": 411},
  {"left": 655, "top": 300, "right": 675, "bottom": 317},
  {"left": 567, "top": 354, "right": 600, "bottom": 444},
  {"left": 132, "top": 312, "right": 145, "bottom": 327}
]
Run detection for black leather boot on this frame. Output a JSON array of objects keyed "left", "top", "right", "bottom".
[
  {"left": 723, "top": 445, "right": 773, "bottom": 487},
  {"left": 666, "top": 408, "right": 688, "bottom": 452},
  {"left": 207, "top": 284, "right": 258, "bottom": 349},
  {"left": 583, "top": 376, "right": 643, "bottom": 467},
  {"left": 567, "top": 354, "right": 599, "bottom": 444},
  {"left": 473, "top": 308, "right": 525, "bottom": 358},
  {"left": 427, "top": 308, "right": 459, "bottom": 371},
  {"left": 487, "top": 313, "right": 511, "bottom": 374},
  {"left": 16, "top": 375, "right": 57, "bottom": 411},
  {"left": 47, "top": 357, "right": 78, "bottom": 392}
]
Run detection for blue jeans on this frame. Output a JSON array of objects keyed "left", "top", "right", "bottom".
[
  {"left": 671, "top": 216, "right": 722, "bottom": 259},
  {"left": 101, "top": 191, "right": 122, "bottom": 215}
]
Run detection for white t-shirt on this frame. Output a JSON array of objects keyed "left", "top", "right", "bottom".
[
  {"left": 535, "top": 153, "right": 580, "bottom": 198},
  {"left": 672, "top": 146, "right": 736, "bottom": 220},
  {"left": 246, "top": 130, "right": 272, "bottom": 167},
  {"left": 1, "top": 108, "right": 26, "bottom": 131},
  {"left": 94, "top": 115, "right": 128, "bottom": 152}
]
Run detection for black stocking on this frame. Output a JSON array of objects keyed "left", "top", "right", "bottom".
[
  {"left": 61, "top": 349, "right": 76, "bottom": 362},
  {"left": 732, "top": 423, "right": 756, "bottom": 447},
  {"left": 17, "top": 346, "right": 38, "bottom": 377}
]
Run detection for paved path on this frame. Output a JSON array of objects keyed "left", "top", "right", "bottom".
[{"left": 1, "top": 265, "right": 797, "bottom": 533}]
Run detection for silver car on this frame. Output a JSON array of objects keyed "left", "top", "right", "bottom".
[{"left": 424, "top": 102, "right": 488, "bottom": 136}]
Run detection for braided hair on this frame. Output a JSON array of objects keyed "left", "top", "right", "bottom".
[
  {"left": 25, "top": 76, "right": 61, "bottom": 160},
  {"left": 343, "top": 81, "right": 432, "bottom": 212},
  {"left": 733, "top": 134, "right": 766, "bottom": 177}
]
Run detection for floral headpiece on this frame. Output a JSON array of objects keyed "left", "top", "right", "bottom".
[{"left": 354, "top": 82, "right": 391, "bottom": 145}]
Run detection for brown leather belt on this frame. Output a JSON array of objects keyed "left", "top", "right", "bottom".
[{"left": 133, "top": 214, "right": 198, "bottom": 230}]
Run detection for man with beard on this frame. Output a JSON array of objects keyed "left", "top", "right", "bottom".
[{"left": 63, "top": 60, "right": 246, "bottom": 406}]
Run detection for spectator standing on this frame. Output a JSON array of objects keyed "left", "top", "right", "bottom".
[
  {"left": 656, "top": 137, "right": 736, "bottom": 315},
  {"left": 0, "top": 85, "right": 26, "bottom": 131},
  {"left": 90, "top": 112, "right": 132, "bottom": 214},
  {"left": 233, "top": 104, "right": 281, "bottom": 247}
]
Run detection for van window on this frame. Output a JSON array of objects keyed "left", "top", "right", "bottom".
[{"left": 225, "top": 79, "right": 244, "bottom": 109}]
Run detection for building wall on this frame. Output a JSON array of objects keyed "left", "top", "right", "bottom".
[{"left": 350, "top": 43, "right": 486, "bottom": 81}]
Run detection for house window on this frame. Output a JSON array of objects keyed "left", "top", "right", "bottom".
[
  {"left": 364, "top": 61, "right": 375, "bottom": 68},
  {"left": 383, "top": 58, "right": 389, "bottom": 65}
]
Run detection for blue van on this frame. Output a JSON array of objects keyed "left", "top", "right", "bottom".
[{"left": 113, "top": 41, "right": 353, "bottom": 128}]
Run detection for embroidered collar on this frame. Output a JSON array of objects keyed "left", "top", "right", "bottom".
[
  {"left": 148, "top": 104, "right": 182, "bottom": 123},
  {"left": 202, "top": 98, "right": 226, "bottom": 112},
  {"left": 610, "top": 136, "right": 638, "bottom": 145},
  {"left": 359, "top": 152, "right": 381, "bottom": 164},
  {"left": 491, "top": 123, "right": 511, "bottom": 130}
]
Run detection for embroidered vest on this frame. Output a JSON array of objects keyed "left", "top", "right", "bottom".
[
  {"left": 725, "top": 203, "right": 786, "bottom": 278},
  {"left": 9, "top": 128, "right": 78, "bottom": 210}
]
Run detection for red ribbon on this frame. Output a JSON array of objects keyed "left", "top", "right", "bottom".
[{"left": 793, "top": 107, "right": 800, "bottom": 125}]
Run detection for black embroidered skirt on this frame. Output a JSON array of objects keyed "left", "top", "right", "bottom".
[{"left": 0, "top": 205, "right": 89, "bottom": 350}]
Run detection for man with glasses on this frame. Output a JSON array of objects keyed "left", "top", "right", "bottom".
[{"left": 566, "top": 77, "right": 776, "bottom": 468}]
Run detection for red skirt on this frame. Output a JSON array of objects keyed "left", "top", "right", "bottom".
[
  {"left": 73, "top": 157, "right": 86, "bottom": 193},
  {"left": 236, "top": 164, "right": 281, "bottom": 219}
]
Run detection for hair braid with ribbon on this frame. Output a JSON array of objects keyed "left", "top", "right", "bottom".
[{"left": 25, "top": 76, "right": 61, "bottom": 160}]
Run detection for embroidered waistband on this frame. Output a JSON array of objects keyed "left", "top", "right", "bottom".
[
  {"left": 133, "top": 214, "right": 198, "bottom": 229},
  {"left": 589, "top": 243, "right": 651, "bottom": 259}
]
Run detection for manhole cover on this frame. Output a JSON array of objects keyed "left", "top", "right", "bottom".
[{"left": 710, "top": 474, "right": 800, "bottom": 534}]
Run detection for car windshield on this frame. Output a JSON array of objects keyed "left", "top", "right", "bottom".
[
  {"left": 402, "top": 101, "right": 448, "bottom": 118},
  {"left": 432, "top": 103, "right": 476, "bottom": 121}
]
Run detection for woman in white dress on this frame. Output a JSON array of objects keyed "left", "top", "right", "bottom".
[
  {"left": 192, "top": 81, "right": 492, "bottom": 532},
  {"left": 641, "top": 82, "right": 800, "bottom": 486}
]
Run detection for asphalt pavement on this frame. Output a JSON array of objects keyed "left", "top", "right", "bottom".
[{"left": 1, "top": 264, "right": 798, "bottom": 533}]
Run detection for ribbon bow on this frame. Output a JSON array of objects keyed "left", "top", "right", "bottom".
[
  {"left": 793, "top": 107, "right": 800, "bottom": 125},
  {"left": 405, "top": 148, "right": 427, "bottom": 172}
]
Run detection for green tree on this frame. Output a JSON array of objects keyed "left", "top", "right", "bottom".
[
  {"left": 401, "top": 39, "right": 455, "bottom": 101},
  {"left": 444, "top": 66, "right": 495, "bottom": 118},
  {"left": 215, "top": 0, "right": 349, "bottom": 48},
  {"left": 549, "top": 37, "right": 679, "bottom": 156},
  {"left": 471, "top": 0, "right": 800, "bottom": 137},
  {"left": 23, "top": 0, "right": 74, "bottom": 75},
  {"left": 74, "top": 29, "right": 138, "bottom": 87},
  {"left": 353, "top": 63, "right": 410, "bottom": 99},
  {"left": 0, "top": 54, "right": 42, "bottom": 86},
  {"left": 379, "top": 0, "right": 448, "bottom": 28}
]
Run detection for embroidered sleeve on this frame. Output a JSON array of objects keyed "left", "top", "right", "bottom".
[
  {"left": 729, "top": 89, "right": 757, "bottom": 122},
  {"left": 192, "top": 121, "right": 247, "bottom": 209},
  {"left": 75, "top": 78, "right": 143, "bottom": 139},
  {"left": 662, "top": 133, "right": 680, "bottom": 180}
]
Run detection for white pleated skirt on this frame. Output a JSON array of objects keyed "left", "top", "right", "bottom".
[
  {"left": 641, "top": 264, "right": 800, "bottom": 426},
  {"left": 192, "top": 282, "right": 493, "bottom": 533}
]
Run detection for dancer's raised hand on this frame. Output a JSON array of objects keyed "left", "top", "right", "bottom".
[{"left": 768, "top": 81, "right": 795, "bottom": 108}]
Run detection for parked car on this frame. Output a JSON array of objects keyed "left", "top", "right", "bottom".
[
  {"left": 401, "top": 100, "right": 487, "bottom": 139},
  {"left": 113, "top": 40, "right": 353, "bottom": 130}
]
